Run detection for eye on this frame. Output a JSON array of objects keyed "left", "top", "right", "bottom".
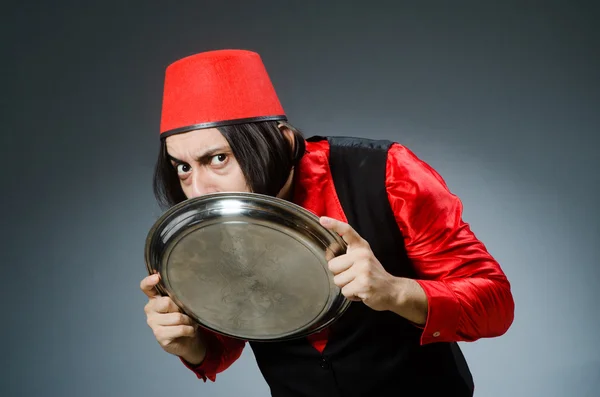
[
  {"left": 176, "top": 163, "right": 191, "bottom": 175},
  {"left": 210, "top": 154, "right": 228, "bottom": 166}
]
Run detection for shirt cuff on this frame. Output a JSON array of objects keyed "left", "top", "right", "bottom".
[
  {"left": 180, "top": 356, "right": 210, "bottom": 382},
  {"left": 178, "top": 331, "right": 223, "bottom": 382},
  {"left": 414, "top": 279, "right": 462, "bottom": 345}
]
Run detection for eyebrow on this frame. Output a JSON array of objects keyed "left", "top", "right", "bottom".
[{"left": 167, "top": 145, "right": 230, "bottom": 164}]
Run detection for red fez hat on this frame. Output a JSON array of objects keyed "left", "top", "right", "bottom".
[{"left": 159, "top": 49, "right": 287, "bottom": 137}]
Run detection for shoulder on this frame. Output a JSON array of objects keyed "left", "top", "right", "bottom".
[
  {"left": 305, "top": 135, "right": 394, "bottom": 157},
  {"left": 305, "top": 136, "right": 448, "bottom": 188},
  {"left": 386, "top": 142, "right": 452, "bottom": 192}
]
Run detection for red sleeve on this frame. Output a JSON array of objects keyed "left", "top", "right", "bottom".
[
  {"left": 180, "top": 329, "right": 246, "bottom": 382},
  {"left": 385, "top": 143, "right": 515, "bottom": 345}
]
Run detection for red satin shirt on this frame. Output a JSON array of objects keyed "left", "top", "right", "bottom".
[{"left": 181, "top": 139, "right": 515, "bottom": 382}]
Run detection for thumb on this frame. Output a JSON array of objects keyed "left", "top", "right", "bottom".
[{"left": 140, "top": 273, "right": 162, "bottom": 299}]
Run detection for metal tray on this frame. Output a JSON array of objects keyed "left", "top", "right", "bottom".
[{"left": 144, "top": 192, "right": 350, "bottom": 342}]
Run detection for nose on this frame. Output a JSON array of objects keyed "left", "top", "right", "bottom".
[{"left": 187, "top": 170, "right": 216, "bottom": 198}]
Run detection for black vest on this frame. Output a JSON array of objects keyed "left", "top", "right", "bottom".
[{"left": 249, "top": 136, "right": 474, "bottom": 397}]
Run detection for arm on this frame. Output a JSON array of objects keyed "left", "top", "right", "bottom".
[
  {"left": 385, "top": 143, "right": 515, "bottom": 345},
  {"left": 180, "top": 329, "right": 246, "bottom": 382}
]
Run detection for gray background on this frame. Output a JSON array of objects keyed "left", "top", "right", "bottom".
[{"left": 2, "top": 1, "right": 599, "bottom": 396}]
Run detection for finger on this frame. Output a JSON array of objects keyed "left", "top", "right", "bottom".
[
  {"left": 140, "top": 274, "right": 161, "bottom": 299},
  {"left": 155, "top": 325, "right": 197, "bottom": 341},
  {"left": 320, "top": 217, "right": 364, "bottom": 247},
  {"left": 150, "top": 296, "right": 181, "bottom": 314},
  {"left": 328, "top": 254, "right": 355, "bottom": 275},
  {"left": 153, "top": 312, "right": 196, "bottom": 327},
  {"left": 333, "top": 268, "right": 356, "bottom": 288},
  {"left": 341, "top": 282, "right": 364, "bottom": 301}
]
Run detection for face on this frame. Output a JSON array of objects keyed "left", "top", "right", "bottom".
[{"left": 165, "top": 128, "right": 249, "bottom": 198}]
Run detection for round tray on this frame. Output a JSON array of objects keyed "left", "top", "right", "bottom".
[{"left": 144, "top": 192, "right": 350, "bottom": 342}]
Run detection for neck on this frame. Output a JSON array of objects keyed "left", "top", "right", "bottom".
[{"left": 276, "top": 167, "right": 296, "bottom": 202}]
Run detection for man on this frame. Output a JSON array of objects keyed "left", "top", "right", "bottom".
[{"left": 140, "top": 49, "right": 514, "bottom": 396}]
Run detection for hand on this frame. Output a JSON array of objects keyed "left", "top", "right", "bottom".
[
  {"left": 320, "top": 216, "right": 401, "bottom": 312},
  {"left": 141, "top": 273, "right": 207, "bottom": 364}
]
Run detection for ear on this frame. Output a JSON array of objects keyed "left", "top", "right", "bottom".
[{"left": 278, "top": 123, "right": 295, "bottom": 149}]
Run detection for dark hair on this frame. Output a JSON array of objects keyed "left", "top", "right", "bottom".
[{"left": 152, "top": 120, "right": 306, "bottom": 210}]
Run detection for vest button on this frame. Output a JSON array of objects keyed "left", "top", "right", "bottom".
[{"left": 320, "top": 357, "right": 330, "bottom": 369}]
